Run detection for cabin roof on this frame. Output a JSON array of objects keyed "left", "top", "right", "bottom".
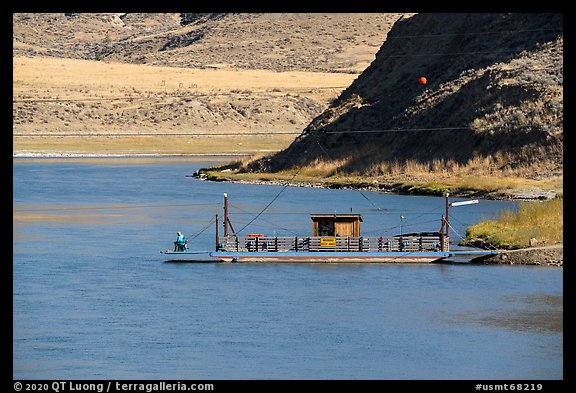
[{"left": 310, "top": 214, "right": 363, "bottom": 222}]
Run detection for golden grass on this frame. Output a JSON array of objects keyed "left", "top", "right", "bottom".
[
  {"left": 290, "top": 157, "right": 349, "bottom": 177},
  {"left": 366, "top": 154, "right": 560, "bottom": 181},
  {"left": 13, "top": 134, "right": 296, "bottom": 155},
  {"left": 222, "top": 155, "right": 563, "bottom": 195},
  {"left": 465, "top": 196, "right": 563, "bottom": 248},
  {"left": 446, "top": 175, "right": 562, "bottom": 192},
  {"left": 13, "top": 56, "right": 354, "bottom": 105},
  {"left": 208, "top": 166, "right": 561, "bottom": 195}
]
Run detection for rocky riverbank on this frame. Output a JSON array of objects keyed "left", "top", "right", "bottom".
[{"left": 469, "top": 245, "right": 563, "bottom": 267}]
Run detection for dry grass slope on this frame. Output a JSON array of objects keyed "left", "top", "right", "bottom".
[
  {"left": 465, "top": 195, "right": 563, "bottom": 249},
  {"left": 252, "top": 13, "right": 563, "bottom": 182}
]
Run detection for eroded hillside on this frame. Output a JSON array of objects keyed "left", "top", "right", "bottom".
[
  {"left": 13, "top": 13, "right": 402, "bottom": 73},
  {"left": 249, "top": 13, "right": 563, "bottom": 180},
  {"left": 13, "top": 13, "right": 404, "bottom": 155}
]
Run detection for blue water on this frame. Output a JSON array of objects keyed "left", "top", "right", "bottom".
[{"left": 13, "top": 158, "right": 563, "bottom": 379}]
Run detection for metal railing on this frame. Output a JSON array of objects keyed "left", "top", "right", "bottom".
[{"left": 221, "top": 233, "right": 447, "bottom": 253}]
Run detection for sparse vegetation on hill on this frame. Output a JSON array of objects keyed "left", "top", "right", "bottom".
[
  {"left": 247, "top": 13, "right": 563, "bottom": 182},
  {"left": 12, "top": 13, "right": 401, "bottom": 73},
  {"left": 12, "top": 56, "right": 354, "bottom": 155},
  {"left": 13, "top": 13, "right": 402, "bottom": 155}
]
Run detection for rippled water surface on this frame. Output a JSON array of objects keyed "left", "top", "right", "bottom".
[{"left": 13, "top": 158, "right": 563, "bottom": 379}]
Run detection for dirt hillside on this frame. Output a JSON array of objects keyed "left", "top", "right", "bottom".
[
  {"left": 13, "top": 13, "right": 404, "bottom": 154},
  {"left": 249, "top": 13, "right": 563, "bottom": 180},
  {"left": 13, "top": 13, "right": 401, "bottom": 73}
]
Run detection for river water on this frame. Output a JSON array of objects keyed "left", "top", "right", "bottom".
[{"left": 12, "top": 157, "right": 563, "bottom": 380}]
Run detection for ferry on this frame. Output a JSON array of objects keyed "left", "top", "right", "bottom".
[{"left": 161, "top": 193, "right": 497, "bottom": 263}]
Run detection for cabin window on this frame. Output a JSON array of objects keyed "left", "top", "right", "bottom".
[{"left": 318, "top": 220, "right": 335, "bottom": 236}]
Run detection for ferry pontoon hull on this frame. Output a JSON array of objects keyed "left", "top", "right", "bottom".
[{"left": 209, "top": 251, "right": 451, "bottom": 263}]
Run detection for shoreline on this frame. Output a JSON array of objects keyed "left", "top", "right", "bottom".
[
  {"left": 469, "top": 245, "right": 563, "bottom": 267},
  {"left": 13, "top": 151, "right": 561, "bottom": 201},
  {"left": 195, "top": 173, "right": 561, "bottom": 202}
]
